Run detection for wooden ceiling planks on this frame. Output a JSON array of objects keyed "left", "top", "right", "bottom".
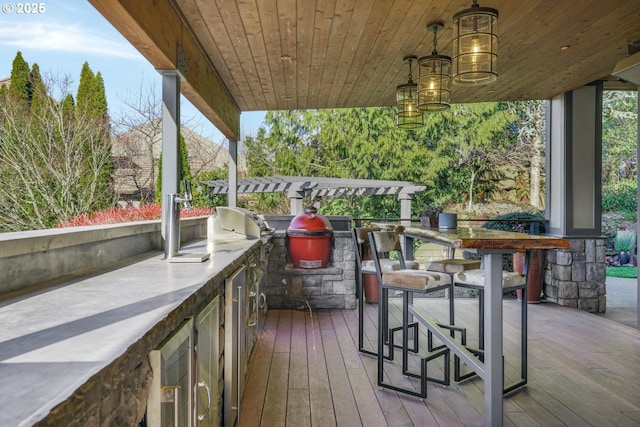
[
  {"left": 321, "top": 0, "right": 356, "bottom": 110},
  {"left": 308, "top": 0, "right": 336, "bottom": 109},
  {"left": 335, "top": 0, "right": 395, "bottom": 107},
  {"left": 354, "top": 0, "right": 426, "bottom": 108},
  {"left": 237, "top": 0, "right": 277, "bottom": 110},
  {"left": 92, "top": 0, "right": 640, "bottom": 115},
  {"left": 277, "top": 0, "right": 298, "bottom": 111},
  {"left": 294, "top": 0, "right": 315, "bottom": 110},
  {"left": 181, "top": 0, "right": 255, "bottom": 111},
  {"left": 253, "top": 0, "right": 283, "bottom": 109},
  {"left": 326, "top": 0, "right": 370, "bottom": 109}
]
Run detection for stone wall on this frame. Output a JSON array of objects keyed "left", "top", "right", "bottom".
[
  {"left": 266, "top": 231, "right": 356, "bottom": 309},
  {"left": 544, "top": 238, "right": 607, "bottom": 313}
]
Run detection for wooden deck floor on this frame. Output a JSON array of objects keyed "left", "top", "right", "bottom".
[{"left": 239, "top": 298, "right": 640, "bottom": 427}]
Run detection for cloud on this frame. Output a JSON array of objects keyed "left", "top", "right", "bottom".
[{"left": 0, "top": 21, "right": 142, "bottom": 60}]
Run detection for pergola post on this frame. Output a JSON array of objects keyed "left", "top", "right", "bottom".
[
  {"left": 399, "top": 191, "right": 414, "bottom": 255},
  {"left": 288, "top": 189, "right": 304, "bottom": 215},
  {"left": 160, "top": 71, "right": 181, "bottom": 246}
]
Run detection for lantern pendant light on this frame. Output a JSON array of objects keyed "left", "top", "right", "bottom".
[
  {"left": 417, "top": 23, "right": 451, "bottom": 112},
  {"left": 452, "top": 0, "right": 498, "bottom": 85},
  {"left": 396, "top": 55, "right": 424, "bottom": 129}
]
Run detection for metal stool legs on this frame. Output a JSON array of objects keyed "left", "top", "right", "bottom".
[
  {"left": 452, "top": 267, "right": 529, "bottom": 393},
  {"left": 378, "top": 288, "right": 450, "bottom": 399}
]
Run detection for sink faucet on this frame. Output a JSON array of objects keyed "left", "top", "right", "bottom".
[{"left": 164, "top": 180, "right": 193, "bottom": 259}]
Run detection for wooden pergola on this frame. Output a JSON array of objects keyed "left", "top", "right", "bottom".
[{"left": 201, "top": 176, "right": 426, "bottom": 215}]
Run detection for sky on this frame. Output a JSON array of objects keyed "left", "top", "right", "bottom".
[{"left": 0, "top": 0, "right": 266, "bottom": 144}]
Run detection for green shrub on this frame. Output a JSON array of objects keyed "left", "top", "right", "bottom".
[
  {"left": 602, "top": 180, "right": 637, "bottom": 213},
  {"left": 482, "top": 211, "right": 546, "bottom": 234},
  {"left": 614, "top": 229, "right": 636, "bottom": 252}
]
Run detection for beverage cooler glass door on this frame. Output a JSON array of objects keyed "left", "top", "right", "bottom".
[{"left": 148, "top": 318, "right": 194, "bottom": 427}]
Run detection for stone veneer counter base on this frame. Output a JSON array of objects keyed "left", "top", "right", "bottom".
[{"left": 0, "top": 238, "right": 258, "bottom": 426}]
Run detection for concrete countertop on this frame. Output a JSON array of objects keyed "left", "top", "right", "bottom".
[{"left": 0, "top": 237, "right": 258, "bottom": 427}]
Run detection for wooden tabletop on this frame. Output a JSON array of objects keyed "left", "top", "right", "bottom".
[{"left": 402, "top": 227, "right": 571, "bottom": 251}]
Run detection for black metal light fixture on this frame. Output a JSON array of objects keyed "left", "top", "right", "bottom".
[
  {"left": 396, "top": 55, "right": 424, "bottom": 129},
  {"left": 417, "top": 23, "right": 451, "bottom": 112},
  {"left": 452, "top": 0, "right": 498, "bottom": 85}
]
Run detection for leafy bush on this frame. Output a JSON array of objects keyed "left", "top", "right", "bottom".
[
  {"left": 192, "top": 168, "right": 228, "bottom": 208},
  {"left": 614, "top": 229, "right": 636, "bottom": 252},
  {"left": 602, "top": 179, "right": 637, "bottom": 213},
  {"left": 482, "top": 211, "right": 546, "bottom": 234},
  {"left": 56, "top": 205, "right": 214, "bottom": 227}
]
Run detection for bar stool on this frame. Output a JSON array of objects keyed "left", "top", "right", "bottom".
[
  {"left": 425, "top": 258, "right": 481, "bottom": 336},
  {"left": 370, "top": 231, "right": 451, "bottom": 399},
  {"left": 452, "top": 257, "right": 528, "bottom": 393},
  {"left": 352, "top": 227, "right": 418, "bottom": 357}
]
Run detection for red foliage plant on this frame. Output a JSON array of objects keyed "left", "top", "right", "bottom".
[{"left": 56, "top": 205, "right": 214, "bottom": 228}]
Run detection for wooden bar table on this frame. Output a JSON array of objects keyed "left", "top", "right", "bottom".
[{"left": 401, "top": 226, "right": 570, "bottom": 427}]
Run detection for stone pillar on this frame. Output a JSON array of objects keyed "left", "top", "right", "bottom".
[
  {"left": 545, "top": 83, "right": 606, "bottom": 312},
  {"left": 545, "top": 238, "right": 606, "bottom": 313}
]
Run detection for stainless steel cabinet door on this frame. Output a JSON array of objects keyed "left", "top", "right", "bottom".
[
  {"left": 148, "top": 318, "right": 194, "bottom": 427},
  {"left": 196, "top": 297, "right": 219, "bottom": 427}
]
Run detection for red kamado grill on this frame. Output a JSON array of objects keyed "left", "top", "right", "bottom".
[{"left": 287, "top": 207, "right": 334, "bottom": 269}]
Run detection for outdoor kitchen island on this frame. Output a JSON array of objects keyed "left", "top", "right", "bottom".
[{"left": 0, "top": 232, "right": 265, "bottom": 427}]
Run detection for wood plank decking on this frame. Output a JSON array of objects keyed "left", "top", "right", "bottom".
[{"left": 239, "top": 298, "right": 640, "bottom": 426}]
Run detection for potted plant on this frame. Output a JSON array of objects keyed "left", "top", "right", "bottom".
[
  {"left": 483, "top": 212, "right": 546, "bottom": 303},
  {"left": 615, "top": 229, "right": 636, "bottom": 265},
  {"left": 420, "top": 205, "right": 443, "bottom": 228}
]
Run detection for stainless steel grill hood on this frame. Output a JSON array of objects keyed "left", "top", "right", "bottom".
[
  {"left": 612, "top": 50, "right": 640, "bottom": 86},
  {"left": 208, "top": 207, "right": 274, "bottom": 242}
]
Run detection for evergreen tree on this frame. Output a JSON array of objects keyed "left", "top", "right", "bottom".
[
  {"left": 9, "top": 52, "right": 31, "bottom": 104},
  {"left": 245, "top": 104, "right": 518, "bottom": 216},
  {"left": 62, "top": 93, "right": 75, "bottom": 120},
  {"left": 29, "top": 63, "right": 43, "bottom": 93},
  {"left": 76, "top": 61, "right": 95, "bottom": 116},
  {"left": 155, "top": 134, "right": 192, "bottom": 204},
  {"left": 92, "top": 72, "right": 108, "bottom": 117},
  {"left": 75, "top": 61, "right": 114, "bottom": 211},
  {"left": 77, "top": 63, "right": 108, "bottom": 119},
  {"left": 29, "top": 70, "right": 49, "bottom": 118}
]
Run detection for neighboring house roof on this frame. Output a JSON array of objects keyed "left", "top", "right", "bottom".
[{"left": 112, "top": 121, "right": 234, "bottom": 196}]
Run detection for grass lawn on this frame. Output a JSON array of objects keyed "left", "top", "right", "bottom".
[{"left": 606, "top": 266, "right": 638, "bottom": 279}]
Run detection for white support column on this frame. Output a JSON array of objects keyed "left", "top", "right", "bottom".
[
  {"left": 547, "top": 83, "right": 603, "bottom": 237},
  {"left": 483, "top": 251, "right": 504, "bottom": 427},
  {"left": 228, "top": 138, "right": 238, "bottom": 207},
  {"left": 160, "top": 71, "right": 180, "bottom": 244}
]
